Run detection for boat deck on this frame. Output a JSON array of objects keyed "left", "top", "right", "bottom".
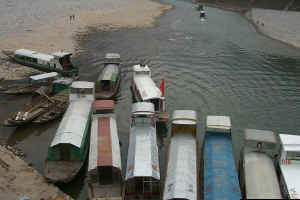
[{"left": 204, "top": 132, "right": 241, "bottom": 200}]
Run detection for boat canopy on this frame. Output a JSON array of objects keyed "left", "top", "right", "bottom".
[
  {"left": 244, "top": 129, "right": 278, "bottom": 153},
  {"left": 15, "top": 49, "right": 54, "bottom": 62},
  {"left": 125, "top": 125, "right": 159, "bottom": 180},
  {"left": 50, "top": 100, "right": 92, "bottom": 148},
  {"left": 134, "top": 75, "right": 161, "bottom": 101},
  {"left": 97, "top": 64, "right": 119, "bottom": 82},
  {"left": 206, "top": 115, "right": 231, "bottom": 133},
  {"left": 104, "top": 53, "right": 121, "bottom": 64},
  {"left": 88, "top": 115, "right": 121, "bottom": 172},
  {"left": 30, "top": 72, "right": 58, "bottom": 81},
  {"left": 52, "top": 51, "right": 72, "bottom": 58},
  {"left": 132, "top": 102, "right": 155, "bottom": 115},
  {"left": 71, "top": 81, "right": 94, "bottom": 89},
  {"left": 280, "top": 134, "right": 300, "bottom": 152},
  {"left": 172, "top": 110, "right": 197, "bottom": 125},
  {"left": 164, "top": 133, "right": 197, "bottom": 200}
]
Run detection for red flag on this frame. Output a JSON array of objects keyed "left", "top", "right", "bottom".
[{"left": 160, "top": 77, "right": 165, "bottom": 97}]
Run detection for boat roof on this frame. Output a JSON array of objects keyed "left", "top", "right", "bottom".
[
  {"left": 134, "top": 75, "right": 161, "bottom": 100},
  {"left": 172, "top": 110, "right": 197, "bottom": 125},
  {"left": 105, "top": 53, "right": 120, "bottom": 59},
  {"left": 245, "top": 129, "right": 277, "bottom": 144},
  {"left": 132, "top": 102, "right": 155, "bottom": 115},
  {"left": 52, "top": 51, "right": 72, "bottom": 58},
  {"left": 88, "top": 115, "right": 121, "bottom": 172},
  {"left": 50, "top": 100, "right": 92, "bottom": 148},
  {"left": 93, "top": 100, "right": 114, "bottom": 112},
  {"left": 15, "top": 49, "right": 54, "bottom": 62},
  {"left": 163, "top": 133, "right": 197, "bottom": 200},
  {"left": 280, "top": 162, "right": 300, "bottom": 199},
  {"left": 97, "top": 64, "right": 119, "bottom": 82},
  {"left": 133, "top": 64, "right": 151, "bottom": 72},
  {"left": 30, "top": 72, "right": 58, "bottom": 81},
  {"left": 244, "top": 152, "right": 282, "bottom": 199},
  {"left": 206, "top": 115, "right": 231, "bottom": 133},
  {"left": 125, "top": 125, "right": 160, "bottom": 180},
  {"left": 71, "top": 81, "right": 94, "bottom": 89},
  {"left": 280, "top": 134, "right": 300, "bottom": 152}
]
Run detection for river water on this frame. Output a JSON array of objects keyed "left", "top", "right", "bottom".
[{"left": 1, "top": 0, "right": 300, "bottom": 199}]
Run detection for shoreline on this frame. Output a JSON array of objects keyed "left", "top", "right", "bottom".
[{"left": 0, "top": 0, "right": 172, "bottom": 80}]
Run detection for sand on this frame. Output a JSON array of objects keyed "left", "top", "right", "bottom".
[{"left": 0, "top": 0, "right": 172, "bottom": 80}]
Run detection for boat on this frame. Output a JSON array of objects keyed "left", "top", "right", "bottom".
[
  {"left": 203, "top": 115, "right": 241, "bottom": 200},
  {"left": 88, "top": 100, "right": 122, "bottom": 200},
  {"left": 276, "top": 134, "right": 300, "bottom": 199},
  {"left": 1, "top": 72, "right": 58, "bottom": 95},
  {"left": 163, "top": 110, "right": 199, "bottom": 200},
  {"left": 2, "top": 78, "right": 73, "bottom": 126},
  {"left": 95, "top": 53, "right": 121, "bottom": 99},
  {"left": 44, "top": 81, "right": 95, "bottom": 183},
  {"left": 239, "top": 129, "right": 282, "bottom": 199},
  {"left": 131, "top": 64, "right": 168, "bottom": 123},
  {"left": 124, "top": 102, "right": 161, "bottom": 200},
  {"left": 2, "top": 49, "right": 79, "bottom": 78},
  {"left": 196, "top": 4, "right": 204, "bottom": 11},
  {"left": 200, "top": 10, "right": 206, "bottom": 21}
]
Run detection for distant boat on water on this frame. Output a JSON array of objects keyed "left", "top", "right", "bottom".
[{"left": 2, "top": 49, "right": 79, "bottom": 78}]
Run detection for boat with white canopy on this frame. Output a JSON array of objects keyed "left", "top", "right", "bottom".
[
  {"left": 163, "top": 110, "right": 198, "bottom": 200},
  {"left": 124, "top": 102, "right": 161, "bottom": 200}
]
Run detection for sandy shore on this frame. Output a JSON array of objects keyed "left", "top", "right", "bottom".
[
  {"left": 0, "top": 0, "right": 172, "bottom": 80},
  {"left": 0, "top": 145, "right": 72, "bottom": 200}
]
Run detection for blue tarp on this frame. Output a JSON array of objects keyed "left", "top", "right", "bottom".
[{"left": 204, "top": 132, "right": 241, "bottom": 200}]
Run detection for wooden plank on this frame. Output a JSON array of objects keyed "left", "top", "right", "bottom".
[{"left": 98, "top": 117, "right": 112, "bottom": 167}]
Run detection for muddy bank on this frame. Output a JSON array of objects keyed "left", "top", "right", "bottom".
[
  {"left": 0, "top": 0, "right": 172, "bottom": 80},
  {"left": 0, "top": 145, "right": 72, "bottom": 200}
]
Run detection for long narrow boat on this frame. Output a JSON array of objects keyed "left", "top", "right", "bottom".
[
  {"left": 203, "top": 115, "right": 241, "bottom": 200},
  {"left": 88, "top": 100, "right": 122, "bottom": 200},
  {"left": 131, "top": 64, "right": 168, "bottom": 124},
  {"left": 44, "top": 81, "right": 95, "bottom": 183},
  {"left": 276, "top": 134, "right": 300, "bottom": 199},
  {"left": 124, "top": 102, "right": 161, "bottom": 200},
  {"left": 163, "top": 110, "right": 199, "bottom": 200},
  {"left": 2, "top": 49, "right": 79, "bottom": 78},
  {"left": 95, "top": 53, "right": 121, "bottom": 99},
  {"left": 239, "top": 129, "right": 282, "bottom": 199}
]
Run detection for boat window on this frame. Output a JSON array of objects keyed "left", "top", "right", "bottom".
[
  {"left": 287, "top": 151, "right": 300, "bottom": 160},
  {"left": 101, "top": 80, "right": 111, "bottom": 91}
]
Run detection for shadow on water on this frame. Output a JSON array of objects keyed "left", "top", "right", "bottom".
[{"left": 1, "top": 0, "right": 300, "bottom": 199}]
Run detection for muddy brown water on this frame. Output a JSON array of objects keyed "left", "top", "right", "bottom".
[{"left": 1, "top": 0, "right": 300, "bottom": 199}]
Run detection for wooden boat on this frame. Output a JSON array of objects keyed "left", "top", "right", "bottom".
[
  {"left": 88, "top": 100, "right": 122, "bottom": 200},
  {"left": 276, "top": 134, "right": 300, "bottom": 199},
  {"left": 203, "top": 116, "right": 241, "bottom": 200},
  {"left": 131, "top": 64, "right": 168, "bottom": 123},
  {"left": 163, "top": 110, "right": 199, "bottom": 200},
  {"left": 2, "top": 49, "right": 79, "bottom": 78},
  {"left": 124, "top": 102, "right": 161, "bottom": 200},
  {"left": 239, "top": 129, "right": 282, "bottom": 199},
  {"left": 95, "top": 53, "right": 121, "bottom": 99},
  {"left": 44, "top": 81, "right": 95, "bottom": 183},
  {"left": 1, "top": 72, "right": 58, "bottom": 95}
]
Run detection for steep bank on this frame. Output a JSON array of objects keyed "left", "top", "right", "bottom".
[{"left": 0, "top": 0, "right": 172, "bottom": 80}]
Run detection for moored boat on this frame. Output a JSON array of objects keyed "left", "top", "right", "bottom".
[
  {"left": 163, "top": 110, "right": 199, "bottom": 200},
  {"left": 95, "top": 53, "right": 121, "bottom": 99},
  {"left": 131, "top": 64, "right": 168, "bottom": 123},
  {"left": 2, "top": 49, "right": 79, "bottom": 78},
  {"left": 276, "top": 134, "right": 300, "bottom": 199},
  {"left": 44, "top": 81, "right": 95, "bottom": 183},
  {"left": 124, "top": 102, "right": 161, "bottom": 200},
  {"left": 88, "top": 100, "right": 122, "bottom": 200},
  {"left": 239, "top": 129, "right": 282, "bottom": 199},
  {"left": 203, "top": 116, "right": 241, "bottom": 200}
]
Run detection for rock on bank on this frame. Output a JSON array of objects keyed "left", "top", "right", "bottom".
[{"left": 0, "top": 145, "right": 72, "bottom": 200}]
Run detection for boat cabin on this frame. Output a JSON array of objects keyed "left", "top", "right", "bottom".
[
  {"left": 88, "top": 100, "right": 122, "bottom": 199},
  {"left": 240, "top": 129, "right": 282, "bottom": 199},
  {"left": 70, "top": 81, "right": 95, "bottom": 102},
  {"left": 104, "top": 53, "right": 121, "bottom": 64},
  {"left": 204, "top": 116, "right": 241, "bottom": 200},
  {"left": 278, "top": 134, "right": 300, "bottom": 199},
  {"left": 163, "top": 110, "right": 198, "bottom": 200},
  {"left": 132, "top": 64, "right": 166, "bottom": 113},
  {"left": 124, "top": 102, "right": 160, "bottom": 200}
]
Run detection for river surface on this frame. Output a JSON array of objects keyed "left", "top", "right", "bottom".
[{"left": 1, "top": 0, "right": 300, "bottom": 199}]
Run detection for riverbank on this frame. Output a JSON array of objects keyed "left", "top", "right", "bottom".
[
  {"left": 0, "top": 145, "right": 72, "bottom": 200},
  {"left": 0, "top": 0, "right": 172, "bottom": 80}
]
